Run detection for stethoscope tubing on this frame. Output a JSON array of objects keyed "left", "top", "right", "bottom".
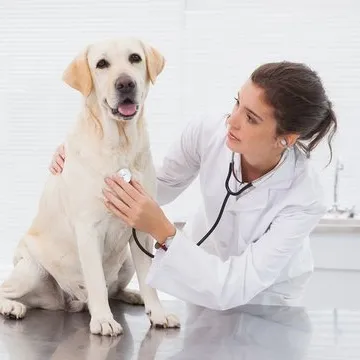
[{"left": 133, "top": 152, "right": 253, "bottom": 257}]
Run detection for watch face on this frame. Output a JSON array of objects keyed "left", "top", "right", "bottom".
[
  {"left": 155, "top": 242, "right": 167, "bottom": 251},
  {"left": 118, "top": 168, "right": 132, "bottom": 183}
]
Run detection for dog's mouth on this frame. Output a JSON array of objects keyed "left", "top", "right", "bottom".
[{"left": 105, "top": 98, "right": 139, "bottom": 120}]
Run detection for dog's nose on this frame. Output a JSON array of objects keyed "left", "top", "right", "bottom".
[{"left": 115, "top": 75, "right": 136, "bottom": 93}]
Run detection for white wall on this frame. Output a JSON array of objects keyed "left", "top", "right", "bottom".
[
  {"left": 0, "top": 0, "right": 359, "bottom": 269},
  {"left": 180, "top": 0, "right": 360, "bottom": 221}
]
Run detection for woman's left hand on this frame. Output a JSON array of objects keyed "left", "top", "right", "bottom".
[{"left": 103, "top": 175, "right": 176, "bottom": 244}]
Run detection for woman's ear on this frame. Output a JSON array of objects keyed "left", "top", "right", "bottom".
[
  {"left": 280, "top": 138, "right": 288, "bottom": 147},
  {"left": 279, "top": 134, "right": 299, "bottom": 148},
  {"left": 286, "top": 134, "right": 300, "bottom": 147}
]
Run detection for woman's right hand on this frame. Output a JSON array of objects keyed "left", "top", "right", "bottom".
[{"left": 49, "top": 144, "right": 65, "bottom": 175}]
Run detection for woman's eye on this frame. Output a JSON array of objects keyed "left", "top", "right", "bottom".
[
  {"left": 247, "top": 114, "right": 258, "bottom": 124},
  {"left": 234, "top": 97, "right": 258, "bottom": 124}
]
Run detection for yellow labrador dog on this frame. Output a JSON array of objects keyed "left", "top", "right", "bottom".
[{"left": 0, "top": 38, "right": 180, "bottom": 336}]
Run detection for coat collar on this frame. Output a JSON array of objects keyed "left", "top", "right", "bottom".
[
  {"left": 225, "top": 147, "right": 301, "bottom": 212},
  {"left": 232, "top": 147, "right": 297, "bottom": 190}
]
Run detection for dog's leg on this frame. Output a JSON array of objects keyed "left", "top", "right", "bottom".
[
  {"left": 129, "top": 232, "right": 180, "bottom": 329},
  {"left": 76, "top": 225, "right": 122, "bottom": 336},
  {"left": 0, "top": 258, "right": 30, "bottom": 319},
  {"left": 109, "top": 247, "right": 144, "bottom": 306},
  {"left": 0, "top": 251, "right": 64, "bottom": 319}
]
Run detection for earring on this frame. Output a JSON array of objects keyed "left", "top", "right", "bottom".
[{"left": 280, "top": 139, "right": 288, "bottom": 147}]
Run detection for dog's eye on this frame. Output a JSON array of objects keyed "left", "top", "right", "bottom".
[
  {"left": 129, "top": 53, "right": 142, "bottom": 64},
  {"left": 96, "top": 59, "right": 110, "bottom": 69}
]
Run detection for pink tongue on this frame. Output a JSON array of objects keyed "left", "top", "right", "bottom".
[{"left": 118, "top": 104, "right": 137, "bottom": 116}]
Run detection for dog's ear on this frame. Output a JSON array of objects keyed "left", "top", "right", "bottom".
[
  {"left": 141, "top": 42, "right": 165, "bottom": 85},
  {"left": 62, "top": 47, "right": 93, "bottom": 96}
]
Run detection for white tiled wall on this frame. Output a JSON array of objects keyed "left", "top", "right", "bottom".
[{"left": 0, "top": 1, "right": 359, "bottom": 274}]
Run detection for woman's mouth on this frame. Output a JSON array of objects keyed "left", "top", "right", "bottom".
[{"left": 228, "top": 131, "right": 240, "bottom": 142}]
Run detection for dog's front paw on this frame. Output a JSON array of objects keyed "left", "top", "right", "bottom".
[
  {"left": 90, "top": 315, "right": 123, "bottom": 336},
  {"left": 0, "top": 299, "right": 27, "bottom": 320},
  {"left": 146, "top": 308, "right": 180, "bottom": 329}
]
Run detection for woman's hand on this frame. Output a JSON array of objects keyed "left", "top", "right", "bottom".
[
  {"left": 103, "top": 175, "right": 176, "bottom": 244},
  {"left": 49, "top": 144, "right": 65, "bottom": 175}
]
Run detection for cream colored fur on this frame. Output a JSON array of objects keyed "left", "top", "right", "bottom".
[{"left": 0, "top": 37, "right": 179, "bottom": 336}]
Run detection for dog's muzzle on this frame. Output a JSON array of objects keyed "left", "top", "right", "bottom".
[
  {"left": 106, "top": 74, "right": 139, "bottom": 120},
  {"left": 106, "top": 99, "right": 139, "bottom": 120},
  {"left": 115, "top": 74, "right": 137, "bottom": 95},
  {"left": 110, "top": 74, "right": 139, "bottom": 120}
]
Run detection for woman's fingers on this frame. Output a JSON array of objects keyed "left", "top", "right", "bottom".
[
  {"left": 130, "top": 180, "right": 147, "bottom": 196},
  {"left": 49, "top": 161, "right": 62, "bottom": 174},
  {"left": 111, "top": 175, "right": 143, "bottom": 202},
  {"left": 102, "top": 188, "right": 131, "bottom": 217},
  {"left": 105, "top": 177, "right": 135, "bottom": 207},
  {"left": 104, "top": 199, "right": 129, "bottom": 224},
  {"left": 56, "top": 155, "right": 64, "bottom": 168},
  {"left": 50, "top": 144, "right": 65, "bottom": 175},
  {"left": 58, "top": 144, "right": 65, "bottom": 159}
]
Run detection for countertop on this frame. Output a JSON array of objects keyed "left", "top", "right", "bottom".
[{"left": 0, "top": 299, "right": 358, "bottom": 359}]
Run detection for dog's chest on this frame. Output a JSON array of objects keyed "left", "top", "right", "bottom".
[{"left": 65, "top": 151, "right": 138, "bottom": 209}]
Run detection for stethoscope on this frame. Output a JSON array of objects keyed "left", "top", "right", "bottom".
[{"left": 119, "top": 152, "right": 253, "bottom": 259}]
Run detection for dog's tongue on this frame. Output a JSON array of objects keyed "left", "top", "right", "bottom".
[{"left": 118, "top": 104, "right": 137, "bottom": 116}]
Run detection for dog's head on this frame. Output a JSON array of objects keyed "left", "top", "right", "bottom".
[{"left": 62, "top": 38, "right": 165, "bottom": 122}]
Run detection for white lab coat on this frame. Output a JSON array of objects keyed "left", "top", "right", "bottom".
[{"left": 145, "top": 113, "right": 326, "bottom": 310}]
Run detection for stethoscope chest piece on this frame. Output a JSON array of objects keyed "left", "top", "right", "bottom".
[{"left": 117, "top": 168, "right": 132, "bottom": 183}]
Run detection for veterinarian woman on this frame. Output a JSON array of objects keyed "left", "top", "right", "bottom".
[{"left": 50, "top": 61, "right": 337, "bottom": 310}]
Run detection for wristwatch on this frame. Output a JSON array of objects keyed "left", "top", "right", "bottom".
[{"left": 154, "top": 229, "right": 177, "bottom": 251}]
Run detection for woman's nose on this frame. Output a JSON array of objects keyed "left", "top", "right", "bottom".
[{"left": 227, "top": 114, "right": 241, "bottom": 130}]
